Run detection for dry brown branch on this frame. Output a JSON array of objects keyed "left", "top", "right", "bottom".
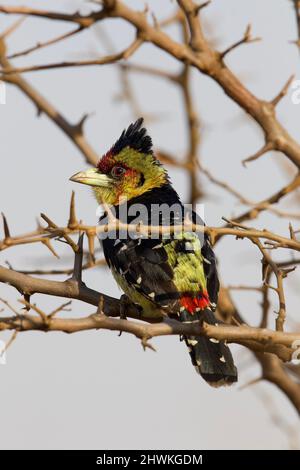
[
  {"left": 121, "top": 63, "right": 178, "bottom": 83},
  {"left": 0, "top": 304, "right": 298, "bottom": 362},
  {"left": 2, "top": 209, "right": 300, "bottom": 254},
  {"left": 257, "top": 352, "right": 300, "bottom": 415},
  {"left": 139, "top": 148, "right": 300, "bottom": 221},
  {"left": 0, "top": 209, "right": 299, "bottom": 364},
  {"left": 0, "top": 6, "right": 105, "bottom": 26},
  {"left": 249, "top": 237, "right": 288, "bottom": 332},
  {"left": 40, "top": 213, "right": 79, "bottom": 253},
  {"left": 217, "top": 287, "right": 300, "bottom": 415},
  {"left": 2, "top": 0, "right": 300, "bottom": 168},
  {"left": 0, "top": 40, "right": 98, "bottom": 166},
  {"left": 229, "top": 172, "right": 300, "bottom": 224},
  {"left": 220, "top": 24, "right": 261, "bottom": 58},
  {"left": 291, "top": 0, "right": 300, "bottom": 49},
  {"left": 0, "top": 37, "right": 143, "bottom": 74},
  {"left": 12, "top": 257, "right": 105, "bottom": 276},
  {"left": 199, "top": 164, "right": 300, "bottom": 220},
  {"left": 0, "top": 207, "right": 299, "bottom": 364},
  {"left": 7, "top": 26, "right": 83, "bottom": 60},
  {"left": 178, "top": 15, "right": 202, "bottom": 203},
  {"left": 0, "top": 16, "right": 26, "bottom": 40},
  {"left": 1, "top": 0, "right": 300, "bottom": 424}
]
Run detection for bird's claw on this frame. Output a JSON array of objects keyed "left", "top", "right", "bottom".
[{"left": 118, "top": 294, "right": 130, "bottom": 336}]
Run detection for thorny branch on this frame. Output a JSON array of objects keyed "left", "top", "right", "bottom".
[
  {"left": 1, "top": 0, "right": 300, "bottom": 426},
  {"left": 0, "top": 200, "right": 299, "bottom": 342}
]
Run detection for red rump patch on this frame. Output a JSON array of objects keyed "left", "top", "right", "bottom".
[{"left": 180, "top": 291, "right": 210, "bottom": 313}]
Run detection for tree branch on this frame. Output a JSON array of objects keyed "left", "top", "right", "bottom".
[{"left": 0, "top": 305, "right": 298, "bottom": 362}]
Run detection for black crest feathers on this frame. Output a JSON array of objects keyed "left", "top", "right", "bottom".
[{"left": 111, "top": 118, "right": 153, "bottom": 155}]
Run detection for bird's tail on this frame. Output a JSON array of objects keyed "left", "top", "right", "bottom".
[{"left": 180, "top": 309, "right": 238, "bottom": 387}]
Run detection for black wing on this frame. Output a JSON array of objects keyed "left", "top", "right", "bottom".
[
  {"left": 102, "top": 235, "right": 180, "bottom": 310},
  {"left": 192, "top": 210, "right": 220, "bottom": 308},
  {"left": 99, "top": 209, "right": 219, "bottom": 311}
]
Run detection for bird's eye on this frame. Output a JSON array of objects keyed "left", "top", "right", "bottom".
[{"left": 111, "top": 166, "right": 126, "bottom": 178}]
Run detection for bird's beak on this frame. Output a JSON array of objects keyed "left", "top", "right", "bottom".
[{"left": 69, "top": 168, "right": 112, "bottom": 187}]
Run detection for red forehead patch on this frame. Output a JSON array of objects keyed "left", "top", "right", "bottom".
[{"left": 97, "top": 150, "right": 116, "bottom": 174}]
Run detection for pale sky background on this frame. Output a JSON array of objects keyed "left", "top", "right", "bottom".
[{"left": 1, "top": 0, "right": 300, "bottom": 450}]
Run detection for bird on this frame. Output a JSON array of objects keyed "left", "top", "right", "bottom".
[{"left": 70, "top": 118, "right": 237, "bottom": 387}]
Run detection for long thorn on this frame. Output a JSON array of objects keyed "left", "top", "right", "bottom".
[
  {"left": 71, "top": 233, "right": 84, "bottom": 282},
  {"left": 1, "top": 212, "right": 11, "bottom": 239},
  {"left": 68, "top": 191, "right": 78, "bottom": 228}
]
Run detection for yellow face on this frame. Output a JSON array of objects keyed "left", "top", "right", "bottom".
[{"left": 70, "top": 147, "right": 168, "bottom": 206}]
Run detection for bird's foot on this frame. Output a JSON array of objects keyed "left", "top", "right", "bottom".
[
  {"left": 162, "top": 315, "right": 185, "bottom": 342},
  {"left": 119, "top": 294, "right": 131, "bottom": 321},
  {"left": 118, "top": 294, "right": 136, "bottom": 336}
]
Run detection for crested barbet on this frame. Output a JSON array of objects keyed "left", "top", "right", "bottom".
[{"left": 70, "top": 118, "right": 237, "bottom": 387}]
